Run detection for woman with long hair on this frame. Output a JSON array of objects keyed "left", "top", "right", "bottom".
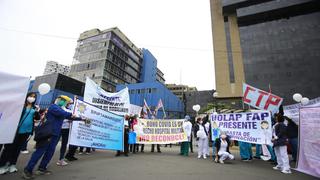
[{"left": 0, "top": 92, "right": 40, "bottom": 174}]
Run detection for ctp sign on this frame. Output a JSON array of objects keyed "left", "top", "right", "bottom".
[{"left": 243, "top": 83, "right": 283, "bottom": 113}]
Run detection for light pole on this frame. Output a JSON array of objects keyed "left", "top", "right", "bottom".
[{"left": 212, "top": 92, "right": 218, "bottom": 113}]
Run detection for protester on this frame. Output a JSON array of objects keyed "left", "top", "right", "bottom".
[
  {"left": 116, "top": 115, "right": 130, "bottom": 157},
  {"left": 239, "top": 141, "right": 253, "bottom": 161},
  {"left": 215, "top": 131, "right": 234, "bottom": 164},
  {"left": 0, "top": 92, "right": 40, "bottom": 175},
  {"left": 56, "top": 101, "right": 73, "bottom": 166},
  {"left": 204, "top": 116, "right": 211, "bottom": 157},
  {"left": 194, "top": 117, "right": 209, "bottom": 159},
  {"left": 151, "top": 144, "right": 161, "bottom": 153},
  {"left": 180, "top": 115, "right": 192, "bottom": 156},
  {"left": 211, "top": 121, "right": 220, "bottom": 160},
  {"left": 272, "top": 114, "right": 291, "bottom": 174},
  {"left": 129, "top": 115, "right": 139, "bottom": 153},
  {"left": 285, "top": 116, "right": 298, "bottom": 162},
  {"left": 23, "top": 95, "right": 86, "bottom": 179}
]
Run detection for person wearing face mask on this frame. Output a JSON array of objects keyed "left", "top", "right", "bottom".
[
  {"left": 215, "top": 131, "right": 234, "bottom": 164},
  {"left": 0, "top": 92, "right": 40, "bottom": 175},
  {"left": 23, "top": 95, "right": 86, "bottom": 179},
  {"left": 194, "top": 117, "right": 209, "bottom": 159}
]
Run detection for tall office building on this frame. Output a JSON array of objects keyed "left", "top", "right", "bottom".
[
  {"left": 43, "top": 61, "right": 70, "bottom": 75},
  {"left": 69, "top": 27, "right": 143, "bottom": 92},
  {"left": 210, "top": 0, "right": 320, "bottom": 104},
  {"left": 166, "top": 84, "right": 197, "bottom": 101}
]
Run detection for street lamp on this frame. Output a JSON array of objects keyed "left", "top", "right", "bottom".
[{"left": 212, "top": 92, "right": 218, "bottom": 112}]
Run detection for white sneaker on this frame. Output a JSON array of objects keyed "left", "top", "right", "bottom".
[
  {"left": 197, "top": 155, "right": 201, "bottom": 159},
  {"left": 219, "top": 159, "right": 224, "bottom": 164},
  {"left": 273, "top": 166, "right": 282, "bottom": 171},
  {"left": 78, "top": 152, "right": 83, "bottom": 155},
  {"left": 21, "top": 150, "right": 29, "bottom": 154},
  {"left": 0, "top": 166, "right": 9, "bottom": 175},
  {"left": 56, "top": 160, "right": 68, "bottom": 166},
  {"left": 203, "top": 155, "right": 207, "bottom": 159},
  {"left": 85, "top": 152, "right": 91, "bottom": 155},
  {"left": 8, "top": 165, "right": 18, "bottom": 173},
  {"left": 281, "top": 169, "right": 292, "bottom": 174}
]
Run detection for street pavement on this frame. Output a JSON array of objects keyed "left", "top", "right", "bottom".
[{"left": 2, "top": 143, "right": 318, "bottom": 180}]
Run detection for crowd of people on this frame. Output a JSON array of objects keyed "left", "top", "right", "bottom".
[{"left": 0, "top": 93, "right": 298, "bottom": 179}]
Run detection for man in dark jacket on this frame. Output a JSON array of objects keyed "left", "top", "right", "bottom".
[{"left": 285, "top": 116, "right": 298, "bottom": 162}]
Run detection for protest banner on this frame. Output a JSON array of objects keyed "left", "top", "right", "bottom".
[
  {"left": 243, "top": 83, "right": 283, "bottom": 113},
  {"left": 135, "top": 119, "right": 188, "bottom": 144},
  {"left": 283, "top": 97, "right": 320, "bottom": 124},
  {"left": 0, "top": 71, "right": 29, "bottom": 144},
  {"left": 296, "top": 106, "right": 320, "bottom": 178},
  {"left": 84, "top": 77, "right": 130, "bottom": 116},
  {"left": 129, "top": 104, "right": 142, "bottom": 116},
  {"left": 69, "top": 99, "right": 124, "bottom": 151},
  {"left": 210, "top": 111, "right": 272, "bottom": 145}
]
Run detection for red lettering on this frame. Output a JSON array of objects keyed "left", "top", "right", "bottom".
[
  {"left": 243, "top": 86, "right": 255, "bottom": 103},
  {"left": 264, "top": 94, "right": 282, "bottom": 110},
  {"left": 255, "top": 90, "right": 269, "bottom": 107}
]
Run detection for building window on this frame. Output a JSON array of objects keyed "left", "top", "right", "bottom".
[
  {"left": 141, "top": 89, "right": 145, "bottom": 94},
  {"left": 147, "top": 88, "right": 152, "bottom": 93},
  {"left": 137, "top": 89, "right": 141, "bottom": 94}
]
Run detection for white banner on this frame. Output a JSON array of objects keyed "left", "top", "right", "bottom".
[
  {"left": 283, "top": 97, "right": 320, "bottom": 124},
  {"left": 84, "top": 78, "right": 130, "bottom": 116},
  {"left": 210, "top": 111, "right": 272, "bottom": 145},
  {"left": 0, "top": 71, "right": 29, "bottom": 144},
  {"left": 129, "top": 104, "right": 142, "bottom": 116}
]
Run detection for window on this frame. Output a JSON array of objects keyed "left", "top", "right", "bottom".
[
  {"left": 137, "top": 89, "right": 141, "bottom": 94},
  {"left": 152, "top": 88, "right": 157, "bottom": 93}
]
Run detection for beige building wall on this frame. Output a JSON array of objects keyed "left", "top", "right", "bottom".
[{"left": 210, "top": 0, "right": 245, "bottom": 98}]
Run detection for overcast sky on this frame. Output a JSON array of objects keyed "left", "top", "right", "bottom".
[{"left": 0, "top": 0, "right": 215, "bottom": 90}]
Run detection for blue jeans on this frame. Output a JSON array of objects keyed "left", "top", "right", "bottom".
[
  {"left": 25, "top": 136, "right": 60, "bottom": 172},
  {"left": 212, "top": 141, "right": 216, "bottom": 156},
  {"left": 289, "top": 138, "right": 298, "bottom": 161},
  {"left": 239, "top": 142, "right": 252, "bottom": 159}
]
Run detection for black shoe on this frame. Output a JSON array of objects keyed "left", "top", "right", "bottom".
[
  {"left": 66, "top": 156, "right": 78, "bottom": 161},
  {"left": 35, "top": 169, "right": 52, "bottom": 175},
  {"left": 22, "top": 169, "right": 34, "bottom": 179},
  {"left": 253, "top": 156, "right": 261, "bottom": 159},
  {"left": 157, "top": 151, "right": 162, "bottom": 153},
  {"left": 124, "top": 154, "right": 129, "bottom": 157},
  {"left": 141, "top": 151, "right": 144, "bottom": 153},
  {"left": 115, "top": 153, "right": 120, "bottom": 157},
  {"left": 151, "top": 151, "right": 154, "bottom": 153}
]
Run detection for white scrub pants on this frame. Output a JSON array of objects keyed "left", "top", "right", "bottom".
[
  {"left": 218, "top": 151, "right": 234, "bottom": 161},
  {"left": 274, "top": 145, "right": 290, "bottom": 171},
  {"left": 198, "top": 137, "right": 208, "bottom": 157}
]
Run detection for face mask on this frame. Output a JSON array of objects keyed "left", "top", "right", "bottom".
[
  {"left": 27, "top": 97, "right": 35, "bottom": 103},
  {"left": 58, "top": 100, "right": 67, "bottom": 107},
  {"left": 284, "top": 120, "right": 288, "bottom": 126},
  {"left": 199, "top": 121, "right": 203, "bottom": 124},
  {"left": 221, "top": 134, "right": 227, "bottom": 139}
]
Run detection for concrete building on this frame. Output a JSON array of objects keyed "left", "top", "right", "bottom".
[
  {"left": 69, "top": 27, "right": 143, "bottom": 92},
  {"left": 166, "top": 84, "right": 197, "bottom": 101},
  {"left": 117, "top": 82, "right": 184, "bottom": 119},
  {"left": 210, "top": 0, "right": 320, "bottom": 105},
  {"left": 43, "top": 61, "right": 70, "bottom": 75},
  {"left": 69, "top": 27, "right": 165, "bottom": 92},
  {"left": 185, "top": 90, "right": 215, "bottom": 117}
]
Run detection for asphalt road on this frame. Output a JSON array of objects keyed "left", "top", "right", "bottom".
[{"left": 2, "top": 144, "right": 318, "bottom": 180}]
